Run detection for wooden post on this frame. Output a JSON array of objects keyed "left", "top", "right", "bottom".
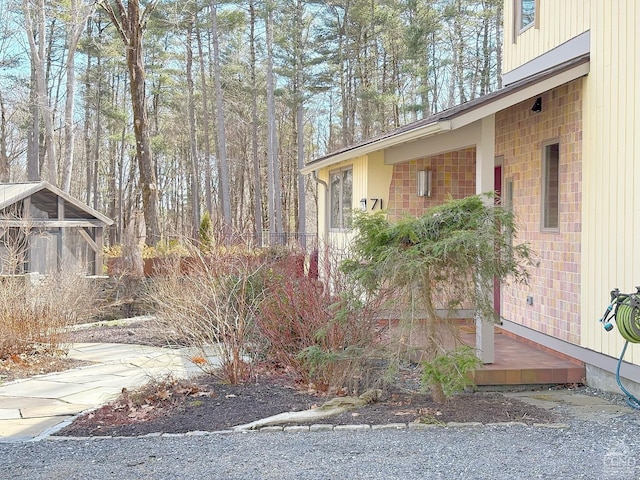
[
  {"left": 95, "top": 227, "right": 104, "bottom": 275},
  {"left": 57, "top": 197, "right": 65, "bottom": 271}
]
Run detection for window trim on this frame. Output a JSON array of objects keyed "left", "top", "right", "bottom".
[
  {"left": 328, "top": 165, "right": 353, "bottom": 231},
  {"left": 541, "top": 139, "right": 560, "bottom": 232},
  {"left": 514, "top": 0, "right": 538, "bottom": 39}
]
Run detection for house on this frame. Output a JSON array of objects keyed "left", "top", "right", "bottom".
[
  {"left": 301, "top": 1, "right": 640, "bottom": 394},
  {"left": 0, "top": 182, "right": 113, "bottom": 276}
]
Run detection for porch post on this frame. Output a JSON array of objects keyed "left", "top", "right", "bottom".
[
  {"left": 57, "top": 197, "right": 64, "bottom": 271},
  {"left": 475, "top": 115, "right": 495, "bottom": 364},
  {"left": 95, "top": 227, "right": 104, "bottom": 276}
]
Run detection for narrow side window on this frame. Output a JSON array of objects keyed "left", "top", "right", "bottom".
[{"left": 542, "top": 142, "right": 560, "bottom": 231}]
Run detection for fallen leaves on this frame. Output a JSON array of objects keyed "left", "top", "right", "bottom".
[
  {"left": 0, "top": 353, "right": 88, "bottom": 384},
  {"left": 95, "top": 378, "right": 219, "bottom": 425}
]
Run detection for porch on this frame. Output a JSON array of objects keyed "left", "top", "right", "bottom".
[{"left": 461, "top": 325, "right": 586, "bottom": 386}]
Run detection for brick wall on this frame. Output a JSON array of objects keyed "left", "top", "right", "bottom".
[
  {"left": 496, "top": 80, "right": 583, "bottom": 344},
  {"left": 387, "top": 148, "right": 476, "bottom": 221}
]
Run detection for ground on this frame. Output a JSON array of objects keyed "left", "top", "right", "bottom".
[
  {"left": 0, "top": 354, "right": 87, "bottom": 383},
  {"left": 54, "top": 373, "right": 558, "bottom": 437},
  {"left": 14, "top": 319, "right": 560, "bottom": 436}
]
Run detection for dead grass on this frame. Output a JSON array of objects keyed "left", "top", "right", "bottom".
[{"left": 0, "top": 269, "right": 104, "bottom": 360}]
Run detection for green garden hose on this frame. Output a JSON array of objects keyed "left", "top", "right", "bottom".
[
  {"left": 614, "top": 303, "right": 640, "bottom": 343},
  {"left": 616, "top": 341, "right": 640, "bottom": 409},
  {"left": 600, "top": 288, "right": 640, "bottom": 409}
]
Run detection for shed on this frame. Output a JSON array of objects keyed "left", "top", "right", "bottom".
[{"left": 0, "top": 182, "right": 114, "bottom": 276}]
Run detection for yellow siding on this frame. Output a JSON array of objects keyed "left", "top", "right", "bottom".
[
  {"left": 581, "top": 1, "right": 640, "bottom": 364},
  {"left": 365, "top": 151, "right": 394, "bottom": 214},
  {"left": 317, "top": 155, "right": 368, "bottom": 251},
  {"left": 503, "top": 0, "right": 590, "bottom": 74}
]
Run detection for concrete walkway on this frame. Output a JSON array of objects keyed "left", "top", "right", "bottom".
[{"left": 0, "top": 343, "right": 202, "bottom": 442}]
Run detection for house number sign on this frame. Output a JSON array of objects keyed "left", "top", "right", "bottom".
[
  {"left": 360, "top": 197, "right": 384, "bottom": 212},
  {"left": 369, "top": 198, "right": 382, "bottom": 211},
  {"left": 369, "top": 198, "right": 383, "bottom": 210}
]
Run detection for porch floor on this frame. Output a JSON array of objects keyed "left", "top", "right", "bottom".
[{"left": 460, "top": 325, "right": 586, "bottom": 386}]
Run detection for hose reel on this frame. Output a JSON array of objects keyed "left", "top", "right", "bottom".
[
  {"left": 600, "top": 287, "right": 640, "bottom": 409},
  {"left": 602, "top": 288, "right": 640, "bottom": 343}
]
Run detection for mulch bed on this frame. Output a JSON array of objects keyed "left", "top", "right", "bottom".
[
  {"left": 54, "top": 371, "right": 558, "bottom": 437},
  {"left": 52, "top": 319, "right": 558, "bottom": 436}
]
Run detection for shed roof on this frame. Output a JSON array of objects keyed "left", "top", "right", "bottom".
[{"left": 0, "top": 182, "right": 114, "bottom": 226}]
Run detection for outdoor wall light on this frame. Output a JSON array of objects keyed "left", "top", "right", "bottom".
[
  {"left": 360, "top": 198, "right": 367, "bottom": 212},
  {"left": 531, "top": 97, "right": 542, "bottom": 113},
  {"left": 417, "top": 170, "right": 432, "bottom": 197}
]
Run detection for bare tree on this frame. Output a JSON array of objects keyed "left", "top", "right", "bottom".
[
  {"left": 248, "top": 0, "right": 263, "bottom": 245},
  {"left": 195, "top": 8, "right": 213, "bottom": 216},
  {"left": 0, "top": 93, "right": 11, "bottom": 182},
  {"left": 294, "top": 0, "right": 305, "bottom": 244},
  {"left": 98, "top": 0, "right": 161, "bottom": 245},
  {"left": 22, "top": 0, "right": 56, "bottom": 185},
  {"left": 210, "top": 0, "right": 232, "bottom": 239},
  {"left": 61, "top": 0, "right": 94, "bottom": 193},
  {"left": 265, "top": 1, "right": 282, "bottom": 237}
]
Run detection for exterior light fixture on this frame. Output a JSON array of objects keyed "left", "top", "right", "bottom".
[
  {"left": 531, "top": 97, "right": 542, "bottom": 113},
  {"left": 360, "top": 198, "right": 367, "bottom": 212},
  {"left": 417, "top": 170, "right": 432, "bottom": 197}
]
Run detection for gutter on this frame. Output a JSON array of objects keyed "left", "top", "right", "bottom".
[{"left": 311, "top": 171, "right": 329, "bottom": 245}]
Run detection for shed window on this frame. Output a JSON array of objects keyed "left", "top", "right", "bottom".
[
  {"left": 329, "top": 167, "right": 353, "bottom": 230},
  {"left": 542, "top": 142, "right": 560, "bottom": 231}
]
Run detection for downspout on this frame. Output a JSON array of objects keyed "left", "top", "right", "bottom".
[
  {"left": 311, "top": 171, "right": 329, "bottom": 246},
  {"left": 310, "top": 171, "right": 330, "bottom": 283}
]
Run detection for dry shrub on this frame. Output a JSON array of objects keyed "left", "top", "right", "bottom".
[
  {"left": 257, "top": 250, "right": 386, "bottom": 394},
  {"left": 148, "top": 250, "right": 266, "bottom": 385},
  {"left": 0, "top": 269, "right": 104, "bottom": 359}
]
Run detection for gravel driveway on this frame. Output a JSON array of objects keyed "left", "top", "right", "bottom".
[{"left": 2, "top": 416, "right": 640, "bottom": 480}]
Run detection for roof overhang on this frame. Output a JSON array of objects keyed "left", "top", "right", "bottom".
[
  {"left": 0, "top": 181, "right": 114, "bottom": 226},
  {"left": 300, "top": 120, "right": 452, "bottom": 175},
  {"left": 302, "top": 54, "right": 590, "bottom": 174}
]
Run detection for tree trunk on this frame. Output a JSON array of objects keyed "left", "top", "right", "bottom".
[
  {"left": 186, "top": 15, "right": 201, "bottom": 241},
  {"left": 61, "top": 0, "right": 93, "bottom": 193},
  {"left": 22, "top": 0, "right": 56, "bottom": 185},
  {"left": 0, "top": 93, "right": 9, "bottom": 181},
  {"left": 422, "top": 272, "right": 446, "bottom": 404},
  {"left": 249, "top": 0, "right": 263, "bottom": 245},
  {"left": 210, "top": 0, "right": 232, "bottom": 240},
  {"left": 195, "top": 11, "right": 213, "bottom": 216},
  {"left": 99, "top": 0, "right": 160, "bottom": 246},
  {"left": 295, "top": 0, "right": 306, "bottom": 247},
  {"left": 265, "top": 2, "right": 282, "bottom": 237}
]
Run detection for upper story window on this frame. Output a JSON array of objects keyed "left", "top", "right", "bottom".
[
  {"left": 329, "top": 167, "right": 353, "bottom": 230},
  {"left": 516, "top": 0, "right": 537, "bottom": 34}
]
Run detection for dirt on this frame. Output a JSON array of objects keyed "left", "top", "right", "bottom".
[
  {"left": 63, "top": 319, "right": 171, "bottom": 347},
  {"left": 55, "top": 370, "right": 558, "bottom": 437},
  {"left": 36, "top": 319, "right": 559, "bottom": 436},
  {"left": 0, "top": 354, "right": 87, "bottom": 384}
]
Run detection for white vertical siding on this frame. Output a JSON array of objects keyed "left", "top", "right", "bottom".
[{"left": 582, "top": 1, "right": 640, "bottom": 364}]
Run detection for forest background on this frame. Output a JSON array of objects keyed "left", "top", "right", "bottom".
[{"left": 0, "top": 0, "right": 503, "bottom": 248}]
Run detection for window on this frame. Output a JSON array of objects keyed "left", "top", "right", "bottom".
[
  {"left": 329, "top": 167, "right": 353, "bottom": 229},
  {"left": 542, "top": 142, "right": 560, "bottom": 230},
  {"left": 516, "top": 0, "right": 536, "bottom": 33}
]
